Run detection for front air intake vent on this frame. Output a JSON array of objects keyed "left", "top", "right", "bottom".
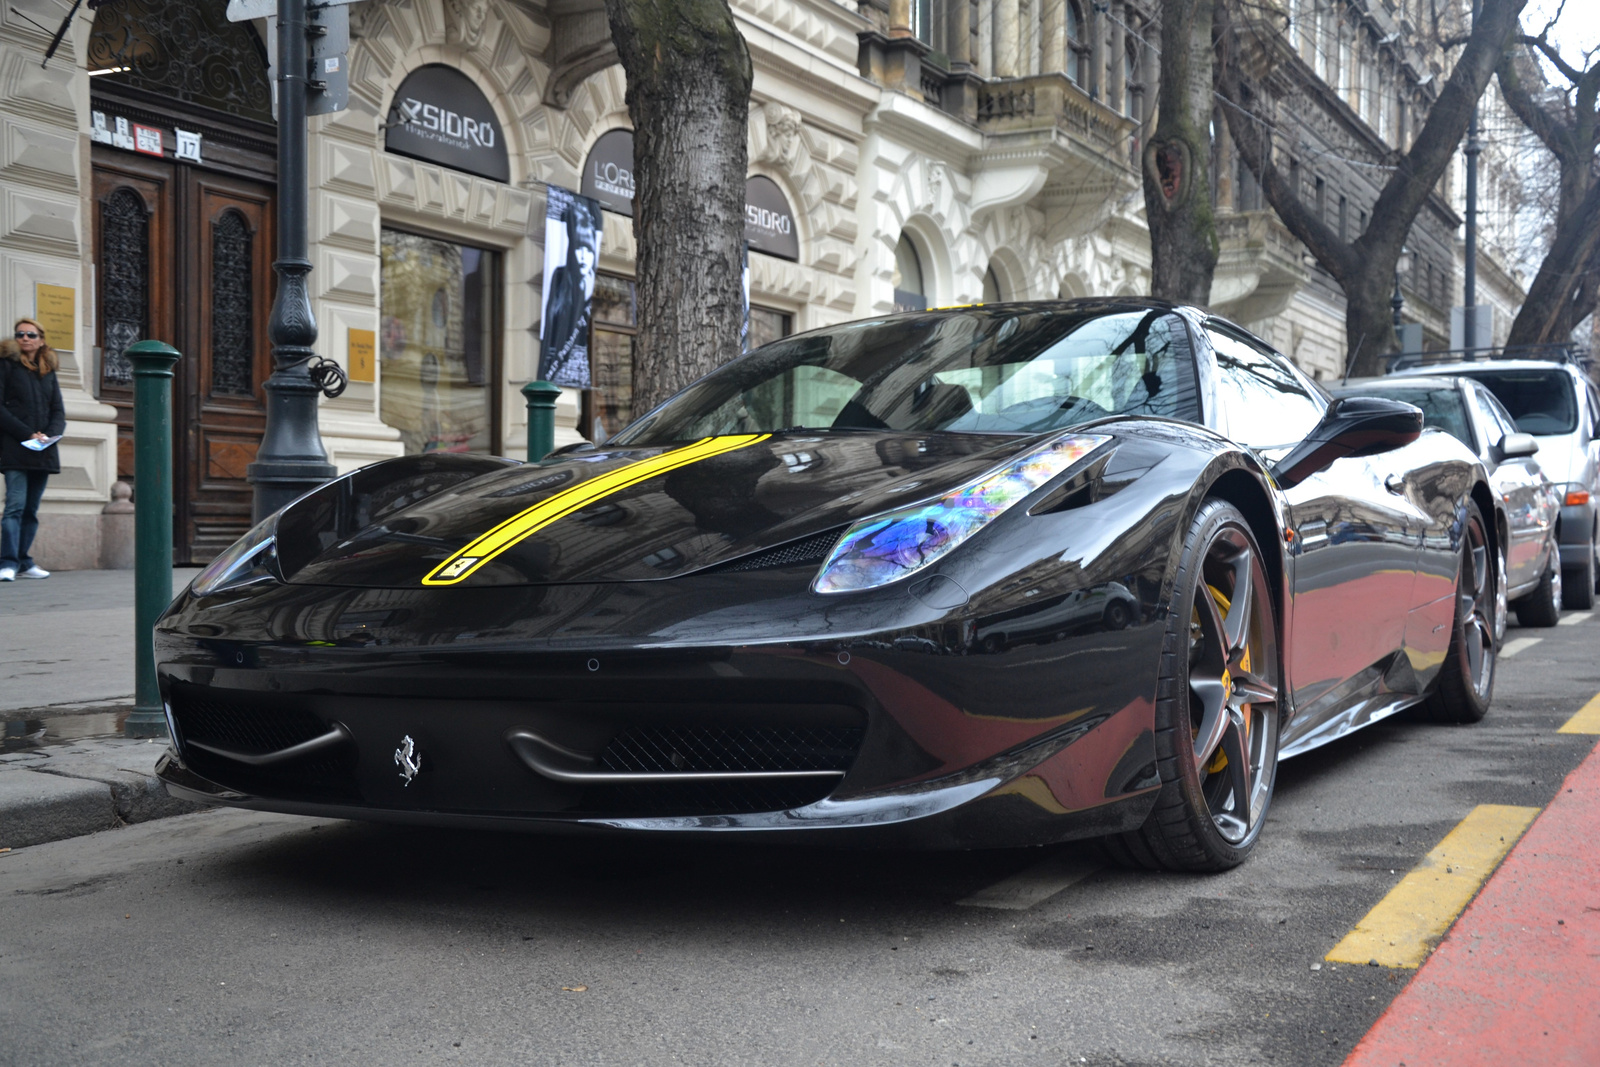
[{"left": 716, "top": 528, "right": 845, "bottom": 573}]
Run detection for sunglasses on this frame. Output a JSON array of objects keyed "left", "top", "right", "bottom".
[{"left": 14, "top": 331, "right": 40, "bottom": 340}]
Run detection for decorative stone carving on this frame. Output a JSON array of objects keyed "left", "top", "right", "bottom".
[
  {"left": 752, "top": 101, "right": 803, "bottom": 170},
  {"left": 446, "top": 0, "right": 490, "bottom": 49}
]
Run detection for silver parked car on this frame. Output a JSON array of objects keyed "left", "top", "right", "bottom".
[
  {"left": 1393, "top": 357, "right": 1600, "bottom": 610},
  {"left": 1338, "top": 375, "right": 1564, "bottom": 629}
]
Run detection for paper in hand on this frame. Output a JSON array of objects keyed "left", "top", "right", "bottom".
[{"left": 21, "top": 435, "right": 61, "bottom": 452}]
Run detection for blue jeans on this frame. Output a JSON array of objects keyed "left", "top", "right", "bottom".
[{"left": 1, "top": 469, "right": 49, "bottom": 571}]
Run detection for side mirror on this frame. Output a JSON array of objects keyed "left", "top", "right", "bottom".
[
  {"left": 1271, "top": 396, "right": 1423, "bottom": 489},
  {"left": 1498, "top": 432, "right": 1539, "bottom": 460}
]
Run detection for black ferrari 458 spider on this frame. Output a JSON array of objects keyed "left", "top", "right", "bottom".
[{"left": 155, "top": 300, "right": 1501, "bottom": 871}]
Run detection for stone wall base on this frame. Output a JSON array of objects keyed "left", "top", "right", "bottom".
[{"left": 31, "top": 509, "right": 136, "bottom": 571}]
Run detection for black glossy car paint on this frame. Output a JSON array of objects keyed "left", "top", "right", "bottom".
[{"left": 153, "top": 301, "right": 1491, "bottom": 847}]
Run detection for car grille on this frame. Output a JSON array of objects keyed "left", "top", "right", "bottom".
[
  {"left": 168, "top": 685, "right": 358, "bottom": 800},
  {"left": 584, "top": 723, "right": 865, "bottom": 816},
  {"left": 598, "top": 725, "right": 863, "bottom": 774}
]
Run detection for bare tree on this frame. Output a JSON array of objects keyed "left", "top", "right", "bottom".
[
  {"left": 1217, "top": 0, "right": 1528, "bottom": 376},
  {"left": 603, "top": 0, "right": 753, "bottom": 415},
  {"left": 1497, "top": 15, "right": 1600, "bottom": 349},
  {"left": 1144, "top": 0, "right": 1220, "bottom": 303}
]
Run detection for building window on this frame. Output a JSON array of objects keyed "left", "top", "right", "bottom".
[
  {"left": 1338, "top": 195, "right": 1348, "bottom": 241},
  {"left": 1066, "top": 2, "right": 1084, "bottom": 84},
  {"left": 379, "top": 228, "right": 499, "bottom": 455},
  {"left": 912, "top": 0, "right": 932, "bottom": 44},
  {"left": 587, "top": 272, "right": 637, "bottom": 443},
  {"left": 893, "top": 234, "right": 927, "bottom": 311},
  {"left": 748, "top": 305, "right": 793, "bottom": 351},
  {"left": 209, "top": 209, "right": 254, "bottom": 397},
  {"left": 99, "top": 187, "right": 149, "bottom": 387},
  {"left": 982, "top": 265, "right": 1003, "bottom": 303}
]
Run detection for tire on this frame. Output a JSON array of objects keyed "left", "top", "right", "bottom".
[
  {"left": 1103, "top": 600, "right": 1132, "bottom": 630},
  {"left": 1562, "top": 535, "right": 1595, "bottom": 610},
  {"left": 1104, "top": 500, "right": 1282, "bottom": 872},
  {"left": 1514, "top": 553, "right": 1563, "bottom": 628},
  {"left": 1415, "top": 502, "right": 1497, "bottom": 723}
]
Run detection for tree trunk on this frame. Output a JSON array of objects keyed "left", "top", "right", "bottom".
[
  {"left": 604, "top": 0, "right": 753, "bottom": 417},
  {"left": 1497, "top": 48, "right": 1600, "bottom": 349},
  {"left": 1217, "top": 0, "right": 1527, "bottom": 376},
  {"left": 1505, "top": 176, "right": 1600, "bottom": 349},
  {"left": 1143, "top": 0, "right": 1219, "bottom": 304}
]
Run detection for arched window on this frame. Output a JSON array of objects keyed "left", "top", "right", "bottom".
[
  {"left": 1066, "top": 2, "right": 1084, "bottom": 85},
  {"left": 983, "top": 265, "right": 1003, "bottom": 303},
  {"left": 892, "top": 234, "right": 926, "bottom": 312}
]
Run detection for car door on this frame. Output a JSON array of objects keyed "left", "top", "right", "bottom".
[{"left": 1204, "top": 326, "right": 1424, "bottom": 733}]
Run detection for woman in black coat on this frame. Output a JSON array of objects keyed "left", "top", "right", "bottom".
[{"left": 0, "top": 318, "right": 67, "bottom": 580}]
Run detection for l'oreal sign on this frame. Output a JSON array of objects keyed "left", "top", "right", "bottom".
[
  {"left": 385, "top": 65, "right": 509, "bottom": 183},
  {"left": 581, "top": 129, "right": 800, "bottom": 262}
]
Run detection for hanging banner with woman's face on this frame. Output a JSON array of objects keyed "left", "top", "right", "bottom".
[{"left": 538, "top": 186, "right": 604, "bottom": 388}]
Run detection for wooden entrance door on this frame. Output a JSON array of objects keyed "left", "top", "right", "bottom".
[{"left": 92, "top": 153, "right": 275, "bottom": 564}]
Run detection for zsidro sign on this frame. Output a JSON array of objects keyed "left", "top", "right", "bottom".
[
  {"left": 385, "top": 65, "right": 509, "bottom": 184},
  {"left": 581, "top": 129, "right": 800, "bottom": 262}
]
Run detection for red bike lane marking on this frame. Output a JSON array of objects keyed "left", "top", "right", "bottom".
[{"left": 1344, "top": 737, "right": 1600, "bottom": 1067}]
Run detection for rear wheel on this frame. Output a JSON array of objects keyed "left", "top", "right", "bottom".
[
  {"left": 1103, "top": 500, "right": 1281, "bottom": 872},
  {"left": 1514, "top": 552, "right": 1562, "bottom": 628},
  {"left": 1415, "top": 502, "right": 1496, "bottom": 723}
]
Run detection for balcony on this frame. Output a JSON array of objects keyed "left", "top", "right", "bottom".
[{"left": 1209, "top": 210, "right": 1310, "bottom": 323}]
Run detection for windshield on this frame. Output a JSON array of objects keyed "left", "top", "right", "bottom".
[
  {"left": 613, "top": 307, "right": 1200, "bottom": 446},
  {"left": 1460, "top": 370, "right": 1577, "bottom": 436},
  {"left": 1343, "top": 386, "right": 1472, "bottom": 450}
]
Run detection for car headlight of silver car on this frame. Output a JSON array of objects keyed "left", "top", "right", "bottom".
[
  {"left": 812, "top": 432, "right": 1111, "bottom": 594},
  {"left": 190, "top": 514, "right": 281, "bottom": 597}
]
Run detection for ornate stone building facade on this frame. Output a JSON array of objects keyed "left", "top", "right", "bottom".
[{"left": 0, "top": 0, "right": 1525, "bottom": 566}]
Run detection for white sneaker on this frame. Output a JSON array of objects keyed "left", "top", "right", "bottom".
[
  {"left": 0, "top": 567, "right": 14, "bottom": 581},
  {"left": 18, "top": 565, "right": 48, "bottom": 579}
]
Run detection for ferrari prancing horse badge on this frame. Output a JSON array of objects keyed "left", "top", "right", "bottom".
[{"left": 394, "top": 735, "right": 422, "bottom": 786}]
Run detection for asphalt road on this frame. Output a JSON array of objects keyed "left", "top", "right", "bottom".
[{"left": 3, "top": 613, "right": 1596, "bottom": 1067}]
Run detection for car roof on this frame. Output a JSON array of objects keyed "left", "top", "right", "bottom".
[
  {"left": 1337, "top": 375, "right": 1464, "bottom": 392},
  {"left": 1391, "top": 359, "right": 1583, "bottom": 378}
]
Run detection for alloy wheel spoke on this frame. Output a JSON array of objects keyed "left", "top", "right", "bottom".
[
  {"left": 1190, "top": 678, "right": 1229, "bottom": 765},
  {"left": 1219, "top": 705, "right": 1253, "bottom": 831},
  {"left": 1222, "top": 546, "right": 1254, "bottom": 657}
]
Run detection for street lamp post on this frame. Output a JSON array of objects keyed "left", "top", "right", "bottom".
[
  {"left": 244, "top": 0, "right": 338, "bottom": 521},
  {"left": 1392, "top": 247, "right": 1413, "bottom": 330}
]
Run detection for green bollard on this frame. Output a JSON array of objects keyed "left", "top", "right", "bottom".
[
  {"left": 124, "top": 340, "right": 180, "bottom": 739},
  {"left": 521, "top": 380, "right": 562, "bottom": 462}
]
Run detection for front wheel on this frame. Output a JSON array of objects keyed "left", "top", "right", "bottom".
[
  {"left": 1415, "top": 502, "right": 1496, "bottom": 723},
  {"left": 1103, "top": 500, "right": 1282, "bottom": 872}
]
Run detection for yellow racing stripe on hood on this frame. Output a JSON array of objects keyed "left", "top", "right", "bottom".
[{"left": 422, "top": 434, "right": 770, "bottom": 586}]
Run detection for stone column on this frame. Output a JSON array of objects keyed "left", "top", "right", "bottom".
[
  {"left": 890, "top": 0, "right": 913, "bottom": 37},
  {"left": 995, "top": 0, "right": 1020, "bottom": 77},
  {"left": 1109, "top": 0, "right": 1127, "bottom": 113},
  {"left": 1041, "top": 0, "right": 1064, "bottom": 74},
  {"left": 948, "top": 0, "right": 973, "bottom": 68}
]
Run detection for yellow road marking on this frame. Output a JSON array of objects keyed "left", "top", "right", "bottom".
[
  {"left": 1558, "top": 692, "right": 1600, "bottom": 734},
  {"left": 1325, "top": 804, "right": 1539, "bottom": 968},
  {"left": 1500, "top": 636, "right": 1542, "bottom": 658},
  {"left": 422, "top": 434, "right": 770, "bottom": 586}
]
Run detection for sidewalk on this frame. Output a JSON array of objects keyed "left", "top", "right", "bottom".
[
  {"left": 1, "top": 568, "right": 203, "bottom": 850},
  {"left": 1344, "top": 736, "right": 1600, "bottom": 1066}
]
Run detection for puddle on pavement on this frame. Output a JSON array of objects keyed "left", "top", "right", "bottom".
[{"left": 2, "top": 711, "right": 128, "bottom": 751}]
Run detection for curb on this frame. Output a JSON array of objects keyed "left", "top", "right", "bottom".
[{"left": 0, "top": 737, "right": 203, "bottom": 851}]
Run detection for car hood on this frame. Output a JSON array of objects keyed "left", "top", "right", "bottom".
[
  {"left": 1529, "top": 431, "right": 1584, "bottom": 488},
  {"left": 284, "top": 431, "right": 1059, "bottom": 588}
]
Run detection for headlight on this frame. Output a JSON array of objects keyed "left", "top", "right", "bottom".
[
  {"left": 191, "top": 514, "right": 280, "bottom": 597},
  {"left": 812, "top": 433, "right": 1110, "bottom": 594}
]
